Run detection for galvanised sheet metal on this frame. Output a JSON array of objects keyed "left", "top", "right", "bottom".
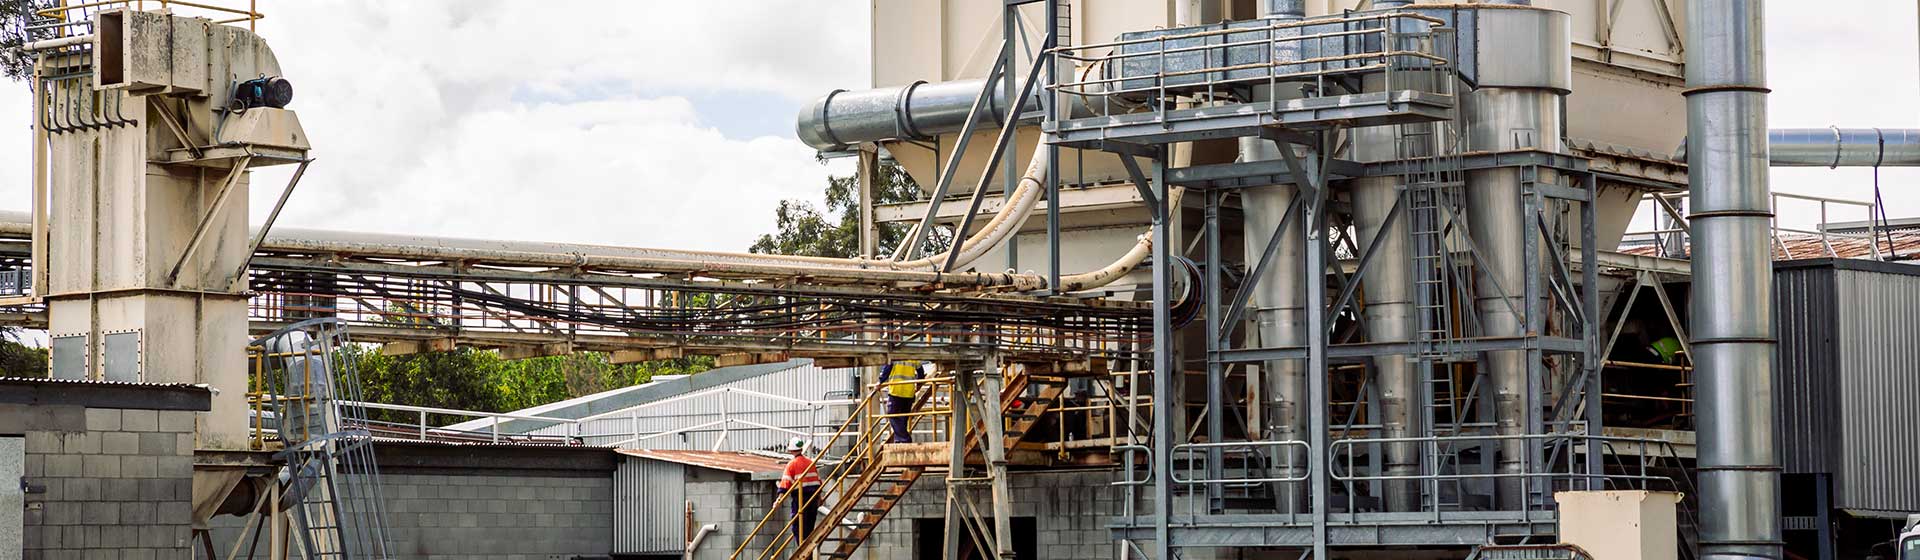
[
  {"left": 613, "top": 454, "right": 686, "bottom": 555},
  {"left": 1773, "top": 264, "right": 1838, "bottom": 476},
  {"left": 527, "top": 360, "right": 858, "bottom": 452},
  {"left": 1776, "top": 259, "right": 1920, "bottom": 514},
  {"left": 1832, "top": 264, "right": 1920, "bottom": 513}
]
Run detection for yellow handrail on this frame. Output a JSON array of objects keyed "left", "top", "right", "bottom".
[
  {"left": 729, "top": 382, "right": 888, "bottom": 560},
  {"left": 732, "top": 374, "right": 956, "bottom": 560},
  {"left": 37, "top": 0, "right": 264, "bottom": 31}
]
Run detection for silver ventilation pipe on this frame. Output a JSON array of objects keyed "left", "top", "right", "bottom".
[
  {"left": 1348, "top": 79, "right": 1418, "bottom": 511},
  {"left": 1262, "top": 0, "right": 1305, "bottom": 18},
  {"left": 796, "top": 79, "right": 1040, "bottom": 151},
  {"left": 1457, "top": 0, "right": 1570, "bottom": 512},
  {"left": 1241, "top": 137, "right": 1308, "bottom": 509},
  {"left": 1675, "top": 128, "right": 1920, "bottom": 167},
  {"left": 1767, "top": 128, "right": 1920, "bottom": 167},
  {"left": 1462, "top": 87, "right": 1562, "bottom": 511},
  {"left": 1243, "top": 0, "right": 1308, "bottom": 507},
  {"left": 1686, "top": 0, "right": 1782, "bottom": 558}
]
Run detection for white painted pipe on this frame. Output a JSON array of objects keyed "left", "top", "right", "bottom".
[{"left": 23, "top": 35, "right": 91, "bottom": 52}]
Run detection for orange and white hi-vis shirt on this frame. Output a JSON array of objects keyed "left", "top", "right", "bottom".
[{"left": 778, "top": 454, "right": 822, "bottom": 490}]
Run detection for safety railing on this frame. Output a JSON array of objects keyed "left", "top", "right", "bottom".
[
  {"left": 1329, "top": 432, "right": 1694, "bottom": 521},
  {"left": 1623, "top": 191, "right": 1886, "bottom": 260},
  {"left": 251, "top": 383, "right": 856, "bottom": 450},
  {"left": 732, "top": 372, "right": 957, "bottom": 560},
  {"left": 1049, "top": 12, "right": 1453, "bottom": 116},
  {"left": 36, "top": 0, "right": 263, "bottom": 29}
]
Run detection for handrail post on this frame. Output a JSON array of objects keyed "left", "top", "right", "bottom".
[
  {"left": 490, "top": 417, "right": 499, "bottom": 444},
  {"left": 417, "top": 410, "right": 427, "bottom": 441}
]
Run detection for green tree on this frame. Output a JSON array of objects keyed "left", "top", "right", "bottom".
[
  {"left": 750, "top": 157, "right": 950, "bottom": 258},
  {"left": 2, "top": 0, "right": 52, "bottom": 81},
  {"left": 0, "top": 329, "right": 47, "bottom": 377},
  {"left": 347, "top": 345, "right": 713, "bottom": 426}
]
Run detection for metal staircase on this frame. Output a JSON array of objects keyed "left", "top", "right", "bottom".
[
  {"left": 738, "top": 367, "right": 1044, "bottom": 560},
  {"left": 249, "top": 318, "right": 394, "bottom": 559}
]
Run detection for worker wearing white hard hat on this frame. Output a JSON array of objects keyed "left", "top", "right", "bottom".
[{"left": 777, "top": 437, "right": 822, "bottom": 541}]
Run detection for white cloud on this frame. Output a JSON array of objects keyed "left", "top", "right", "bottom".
[
  {"left": 0, "top": 1, "right": 1915, "bottom": 251},
  {"left": 232, "top": 0, "right": 870, "bottom": 250}
]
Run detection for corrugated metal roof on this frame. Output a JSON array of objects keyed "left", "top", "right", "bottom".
[
  {"left": 1622, "top": 231, "right": 1920, "bottom": 261},
  {"left": 616, "top": 448, "right": 787, "bottom": 475},
  {"left": 444, "top": 358, "right": 848, "bottom": 434}
]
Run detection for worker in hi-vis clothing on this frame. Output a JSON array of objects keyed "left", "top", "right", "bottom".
[
  {"left": 777, "top": 437, "right": 822, "bottom": 541},
  {"left": 883, "top": 360, "right": 923, "bottom": 443}
]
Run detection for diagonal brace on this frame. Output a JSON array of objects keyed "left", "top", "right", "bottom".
[{"left": 169, "top": 156, "right": 252, "bottom": 287}]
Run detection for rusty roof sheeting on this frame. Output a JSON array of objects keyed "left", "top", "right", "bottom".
[
  {"left": 1620, "top": 231, "right": 1920, "bottom": 262},
  {"left": 616, "top": 448, "right": 787, "bottom": 475}
]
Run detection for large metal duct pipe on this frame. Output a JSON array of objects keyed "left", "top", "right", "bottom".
[
  {"left": 796, "top": 79, "right": 1039, "bottom": 152},
  {"left": 1676, "top": 128, "right": 1920, "bottom": 167},
  {"left": 1463, "top": 87, "right": 1563, "bottom": 511},
  {"left": 1262, "top": 0, "right": 1305, "bottom": 18},
  {"left": 1349, "top": 118, "right": 1419, "bottom": 511},
  {"left": 1686, "top": 0, "right": 1782, "bottom": 558},
  {"left": 1242, "top": 0, "right": 1309, "bottom": 509},
  {"left": 1767, "top": 128, "right": 1920, "bottom": 167},
  {"left": 1456, "top": 0, "right": 1570, "bottom": 512},
  {"left": 1241, "top": 136, "right": 1308, "bottom": 507}
]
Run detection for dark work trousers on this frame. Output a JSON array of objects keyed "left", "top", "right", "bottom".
[
  {"left": 886, "top": 394, "right": 915, "bottom": 443},
  {"left": 789, "top": 484, "right": 819, "bottom": 541}
]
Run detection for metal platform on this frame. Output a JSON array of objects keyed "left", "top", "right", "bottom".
[
  {"left": 1110, "top": 511, "right": 1557, "bottom": 548},
  {"left": 1048, "top": 90, "right": 1455, "bottom": 150}
]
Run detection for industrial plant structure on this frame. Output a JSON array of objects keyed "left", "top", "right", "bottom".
[{"left": 4, "top": 1, "right": 1920, "bottom": 560}]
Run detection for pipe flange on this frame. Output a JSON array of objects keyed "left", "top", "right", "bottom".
[
  {"left": 1685, "top": 209, "right": 1774, "bottom": 219},
  {"left": 817, "top": 89, "right": 849, "bottom": 149},
  {"left": 1689, "top": 336, "right": 1779, "bottom": 345},
  {"left": 1680, "top": 84, "right": 1773, "bottom": 96},
  {"left": 893, "top": 80, "right": 930, "bottom": 141}
]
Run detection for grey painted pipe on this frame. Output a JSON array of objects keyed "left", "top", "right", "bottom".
[{"left": 1686, "top": 0, "right": 1783, "bottom": 558}]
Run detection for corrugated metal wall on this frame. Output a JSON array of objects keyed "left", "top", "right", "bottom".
[
  {"left": 1831, "top": 266, "right": 1920, "bottom": 513},
  {"left": 530, "top": 362, "right": 859, "bottom": 452},
  {"left": 1776, "top": 260, "right": 1920, "bottom": 514},
  {"left": 1774, "top": 265, "right": 1839, "bottom": 477},
  {"left": 614, "top": 455, "right": 686, "bottom": 555}
]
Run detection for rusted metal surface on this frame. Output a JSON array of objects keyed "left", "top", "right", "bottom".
[{"left": 616, "top": 448, "right": 787, "bottom": 475}]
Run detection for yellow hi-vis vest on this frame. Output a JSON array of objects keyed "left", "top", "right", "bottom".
[{"left": 886, "top": 361, "right": 921, "bottom": 398}]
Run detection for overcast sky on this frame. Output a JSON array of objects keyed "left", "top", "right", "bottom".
[{"left": 0, "top": 1, "right": 1915, "bottom": 251}]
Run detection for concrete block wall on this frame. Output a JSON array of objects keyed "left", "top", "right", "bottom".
[
  {"left": 859, "top": 470, "right": 1123, "bottom": 560},
  {"left": 208, "top": 469, "right": 613, "bottom": 560},
  {"left": 377, "top": 471, "right": 613, "bottom": 559},
  {"left": 686, "top": 470, "right": 777, "bottom": 560},
  {"left": 18, "top": 407, "right": 197, "bottom": 560},
  {"left": 698, "top": 469, "right": 1125, "bottom": 560}
]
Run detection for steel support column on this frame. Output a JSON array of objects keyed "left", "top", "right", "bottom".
[{"left": 1150, "top": 154, "right": 1175, "bottom": 560}]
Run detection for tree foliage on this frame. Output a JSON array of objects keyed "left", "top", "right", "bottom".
[
  {"left": 2, "top": 0, "right": 52, "bottom": 81},
  {"left": 750, "top": 156, "right": 950, "bottom": 258},
  {"left": 0, "top": 329, "right": 47, "bottom": 377},
  {"left": 347, "top": 345, "right": 712, "bottom": 426}
]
